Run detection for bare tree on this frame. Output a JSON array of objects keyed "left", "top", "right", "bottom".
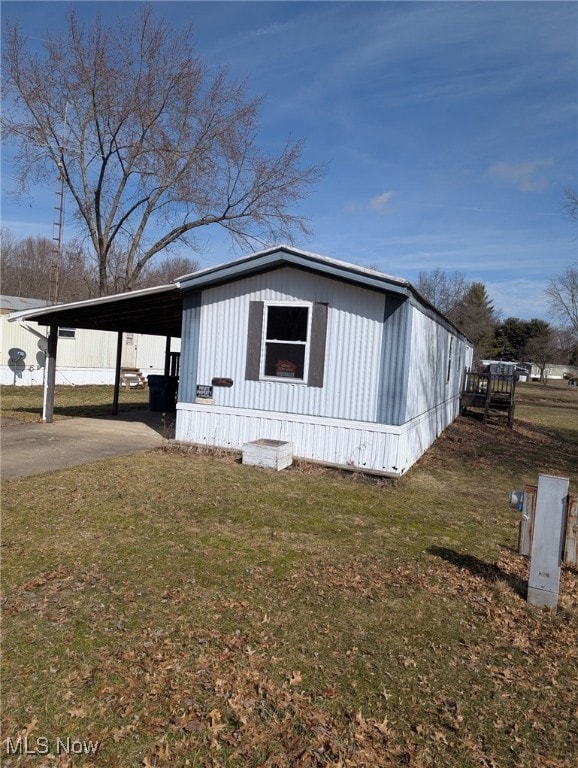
[
  {"left": 2, "top": 7, "right": 321, "bottom": 295},
  {"left": 0, "top": 233, "right": 54, "bottom": 299},
  {"left": 0, "top": 229, "right": 98, "bottom": 301},
  {"left": 140, "top": 255, "right": 200, "bottom": 288},
  {"left": 551, "top": 325, "right": 578, "bottom": 366},
  {"left": 524, "top": 320, "right": 556, "bottom": 382},
  {"left": 546, "top": 265, "right": 578, "bottom": 333},
  {"left": 415, "top": 269, "right": 470, "bottom": 316}
]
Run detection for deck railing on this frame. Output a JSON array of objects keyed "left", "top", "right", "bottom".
[
  {"left": 460, "top": 370, "right": 516, "bottom": 427},
  {"left": 462, "top": 371, "right": 515, "bottom": 396}
]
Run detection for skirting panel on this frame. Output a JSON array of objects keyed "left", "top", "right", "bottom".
[
  {"left": 0, "top": 366, "right": 166, "bottom": 387},
  {"left": 176, "top": 396, "right": 460, "bottom": 477}
]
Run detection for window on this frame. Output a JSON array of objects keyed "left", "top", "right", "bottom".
[
  {"left": 245, "top": 300, "right": 328, "bottom": 387},
  {"left": 446, "top": 337, "right": 453, "bottom": 383},
  {"left": 262, "top": 304, "right": 310, "bottom": 381},
  {"left": 58, "top": 327, "right": 76, "bottom": 339}
]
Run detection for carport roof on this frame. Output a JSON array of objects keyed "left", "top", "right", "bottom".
[{"left": 8, "top": 284, "right": 182, "bottom": 337}]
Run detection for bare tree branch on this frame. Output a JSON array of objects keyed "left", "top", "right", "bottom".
[
  {"left": 546, "top": 265, "right": 578, "bottom": 333},
  {"left": 2, "top": 6, "right": 321, "bottom": 294}
]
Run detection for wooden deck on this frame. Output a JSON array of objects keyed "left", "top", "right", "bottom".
[{"left": 460, "top": 371, "right": 516, "bottom": 427}]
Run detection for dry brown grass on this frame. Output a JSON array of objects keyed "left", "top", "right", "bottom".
[
  {"left": 1, "top": 382, "right": 577, "bottom": 767},
  {"left": 0, "top": 384, "right": 149, "bottom": 423}
]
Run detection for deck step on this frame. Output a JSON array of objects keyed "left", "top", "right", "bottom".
[{"left": 120, "top": 367, "right": 147, "bottom": 389}]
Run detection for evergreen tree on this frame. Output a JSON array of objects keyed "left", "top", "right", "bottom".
[
  {"left": 495, "top": 317, "right": 531, "bottom": 360},
  {"left": 451, "top": 282, "right": 499, "bottom": 360}
]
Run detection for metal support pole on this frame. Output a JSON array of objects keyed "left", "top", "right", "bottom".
[
  {"left": 42, "top": 326, "right": 58, "bottom": 423},
  {"left": 164, "top": 336, "right": 171, "bottom": 376},
  {"left": 112, "top": 331, "right": 123, "bottom": 416}
]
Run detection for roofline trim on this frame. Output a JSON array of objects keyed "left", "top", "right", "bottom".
[
  {"left": 6, "top": 283, "right": 178, "bottom": 323},
  {"left": 175, "top": 245, "right": 411, "bottom": 296}
]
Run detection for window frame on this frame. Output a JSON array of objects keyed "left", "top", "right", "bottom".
[
  {"left": 446, "top": 337, "right": 453, "bottom": 384},
  {"left": 259, "top": 301, "right": 313, "bottom": 384},
  {"left": 57, "top": 327, "right": 76, "bottom": 339}
]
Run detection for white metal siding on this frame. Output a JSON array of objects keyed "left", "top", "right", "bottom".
[
  {"left": 192, "top": 268, "right": 385, "bottom": 423},
  {"left": 1, "top": 316, "right": 172, "bottom": 385},
  {"left": 177, "top": 403, "right": 402, "bottom": 474},
  {"left": 135, "top": 334, "right": 180, "bottom": 373},
  {"left": 175, "top": 269, "right": 474, "bottom": 474},
  {"left": 54, "top": 328, "right": 119, "bottom": 367},
  {"left": 175, "top": 396, "right": 460, "bottom": 477},
  {"left": 1, "top": 318, "right": 46, "bottom": 382},
  {"left": 405, "top": 306, "right": 472, "bottom": 421},
  {"left": 397, "top": 396, "right": 458, "bottom": 471},
  {"left": 0, "top": 365, "right": 118, "bottom": 386}
]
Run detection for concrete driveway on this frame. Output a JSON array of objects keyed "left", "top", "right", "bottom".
[{"left": 0, "top": 411, "right": 174, "bottom": 480}]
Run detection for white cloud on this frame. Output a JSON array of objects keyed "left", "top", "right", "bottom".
[
  {"left": 369, "top": 191, "right": 395, "bottom": 213},
  {"left": 248, "top": 21, "right": 293, "bottom": 39},
  {"left": 344, "top": 190, "right": 396, "bottom": 215},
  {"left": 488, "top": 160, "right": 552, "bottom": 193}
]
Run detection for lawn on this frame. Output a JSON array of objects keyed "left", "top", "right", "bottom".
[
  {"left": 0, "top": 384, "right": 149, "bottom": 422},
  {"left": 1, "top": 381, "right": 577, "bottom": 767}
]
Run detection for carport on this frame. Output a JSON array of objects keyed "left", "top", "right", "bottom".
[{"left": 8, "top": 284, "right": 183, "bottom": 422}]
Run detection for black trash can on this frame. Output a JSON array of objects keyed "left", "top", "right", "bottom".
[{"left": 147, "top": 375, "right": 178, "bottom": 412}]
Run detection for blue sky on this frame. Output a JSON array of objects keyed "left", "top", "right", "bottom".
[{"left": 2, "top": 1, "right": 577, "bottom": 321}]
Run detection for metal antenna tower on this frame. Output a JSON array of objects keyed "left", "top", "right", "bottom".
[
  {"left": 49, "top": 169, "right": 65, "bottom": 304},
  {"left": 49, "top": 105, "right": 69, "bottom": 304}
]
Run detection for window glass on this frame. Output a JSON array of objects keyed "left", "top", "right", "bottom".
[
  {"left": 262, "top": 305, "right": 309, "bottom": 380},
  {"left": 266, "top": 306, "right": 308, "bottom": 341},
  {"left": 264, "top": 343, "right": 305, "bottom": 379},
  {"left": 58, "top": 327, "right": 76, "bottom": 339}
]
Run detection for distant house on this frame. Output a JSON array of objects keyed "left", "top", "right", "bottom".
[
  {"left": 11, "top": 247, "right": 473, "bottom": 476},
  {"left": 480, "top": 359, "right": 578, "bottom": 382},
  {"left": 542, "top": 363, "right": 578, "bottom": 381},
  {"left": 1, "top": 295, "right": 178, "bottom": 386}
]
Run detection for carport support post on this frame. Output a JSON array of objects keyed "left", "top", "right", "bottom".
[
  {"left": 164, "top": 336, "right": 171, "bottom": 375},
  {"left": 112, "top": 331, "right": 123, "bottom": 416},
  {"left": 42, "top": 325, "right": 58, "bottom": 423}
]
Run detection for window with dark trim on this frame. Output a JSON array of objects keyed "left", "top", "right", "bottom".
[{"left": 245, "top": 300, "right": 328, "bottom": 387}]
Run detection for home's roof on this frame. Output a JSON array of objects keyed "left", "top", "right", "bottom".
[
  {"left": 0, "top": 295, "right": 51, "bottom": 314},
  {"left": 8, "top": 246, "right": 470, "bottom": 343},
  {"left": 176, "top": 246, "right": 469, "bottom": 341},
  {"left": 175, "top": 245, "right": 412, "bottom": 297},
  {"left": 7, "top": 283, "right": 182, "bottom": 337}
]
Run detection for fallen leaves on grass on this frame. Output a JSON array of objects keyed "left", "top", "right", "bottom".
[
  {"left": 421, "top": 412, "right": 578, "bottom": 477},
  {"left": 5, "top": 548, "right": 574, "bottom": 767}
]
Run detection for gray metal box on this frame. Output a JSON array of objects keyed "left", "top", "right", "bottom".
[{"left": 527, "top": 473, "right": 569, "bottom": 609}]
